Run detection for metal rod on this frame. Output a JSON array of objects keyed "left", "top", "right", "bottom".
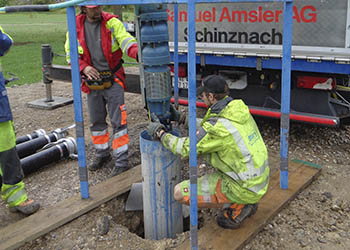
[
  {"left": 135, "top": 6, "right": 147, "bottom": 109},
  {"left": 67, "top": 6, "right": 89, "bottom": 199},
  {"left": 41, "top": 44, "right": 54, "bottom": 102},
  {"left": 187, "top": 0, "right": 198, "bottom": 249},
  {"left": 173, "top": 4, "right": 179, "bottom": 109},
  {"left": 45, "top": 83, "right": 53, "bottom": 102},
  {"left": 280, "top": 0, "right": 293, "bottom": 189}
]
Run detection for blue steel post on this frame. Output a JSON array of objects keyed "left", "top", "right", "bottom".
[
  {"left": 280, "top": 0, "right": 293, "bottom": 189},
  {"left": 187, "top": 0, "right": 198, "bottom": 249},
  {"left": 174, "top": 4, "right": 179, "bottom": 108},
  {"left": 67, "top": 6, "right": 89, "bottom": 199}
]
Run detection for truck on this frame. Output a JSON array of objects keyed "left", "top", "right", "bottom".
[
  {"left": 164, "top": 0, "right": 350, "bottom": 127},
  {"left": 41, "top": 1, "right": 350, "bottom": 126}
]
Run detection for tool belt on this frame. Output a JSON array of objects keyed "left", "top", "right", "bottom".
[
  {"left": 85, "top": 71, "right": 113, "bottom": 91},
  {"left": 84, "top": 60, "right": 124, "bottom": 91}
]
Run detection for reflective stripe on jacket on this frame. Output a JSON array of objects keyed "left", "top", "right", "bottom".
[
  {"left": 0, "top": 25, "right": 13, "bottom": 122},
  {"left": 64, "top": 12, "right": 137, "bottom": 93},
  {"left": 161, "top": 97, "right": 269, "bottom": 204}
]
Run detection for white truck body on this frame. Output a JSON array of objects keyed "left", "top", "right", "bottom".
[
  {"left": 164, "top": 0, "right": 350, "bottom": 126},
  {"left": 167, "top": 0, "right": 350, "bottom": 62}
]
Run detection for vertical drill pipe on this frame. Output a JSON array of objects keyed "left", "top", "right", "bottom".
[
  {"left": 173, "top": 4, "right": 179, "bottom": 109},
  {"left": 67, "top": 6, "right": 89, "bottom": 199},
  {"left": 140, "top": 131, "right": 183, "bottom": 240},
  {"left": 16, "top": 132, "right": 61, "bottom": 159},
  {"left": 16, "top": 129, "right": 46, "bottom": 145},
  {"left": 20, "top": 143, "right": 69, "bottom": 175},
  {"left": 41, "top": 44, "right": 54, "bottom": 102},
  {"left": 135, "top": 7, "right": 147, "bottom": 109},
  {"left": 187, "top": 0, "right": 198, "bottom": 249},
  {"left": 280, "top": 1, "right": 293, "bottom": 189}
]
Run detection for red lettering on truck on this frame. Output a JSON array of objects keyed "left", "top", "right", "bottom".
[
  {"left": 168, "top": 6, "right": 317, "bottom": 24},
  {"left": 168, "top": 8, "right": 216, "bottom": 22},
  {"left": 219, "top": 6, "right": 316, "bottom": 23},
  {"left": 299, "top": 5, "right": 317, "bottom": 23}
]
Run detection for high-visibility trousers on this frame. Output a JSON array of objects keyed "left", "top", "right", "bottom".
[
  {"left": 87, "top": 80, "right": 129, "bottom": 168},
  {"left": 0, "top": 121, "right": 27, "bottom": 207},
  {"left": 179, "top": 172, "right": 231, "bottom": 206}
]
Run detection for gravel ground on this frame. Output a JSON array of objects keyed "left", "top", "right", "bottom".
[{"left": 1, "top": 80, "right": 350, "bottom": 250}]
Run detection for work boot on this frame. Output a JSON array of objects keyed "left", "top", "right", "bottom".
[
  {"left": 10, "top": 199, "right": 40, "bottom": 215},
  {"left": 109, "top": 165, "right": 130, "bottom": 177},
  {"left": 216, "top": 203, "right": 258, "bottom": 229},
  {"left": 88, "top": 155, "right": 111, "bottom": 171}
]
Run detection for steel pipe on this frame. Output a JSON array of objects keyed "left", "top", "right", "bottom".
[{"left": 140, "top": 130, "right": 183, "bottom": 240}]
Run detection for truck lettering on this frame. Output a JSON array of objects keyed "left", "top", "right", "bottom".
[
  {"left": 169, "top": 6, "right": 316, "bottom": 24},
  {"left": 219, "top": 7, "right": 283, "bottom": 23},
  {"left": 167, "top": 8, "right": 216, "bottom": 22},
  {"left": 184, "top": 28, "right": 282, "bottom": 44},
  {"left": 296, "top": 5, "right": 317, "bottom": 23}
]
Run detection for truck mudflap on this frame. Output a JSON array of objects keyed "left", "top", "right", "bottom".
[{"left": 170, "top": 98, "right": 340, "bottom": 127}]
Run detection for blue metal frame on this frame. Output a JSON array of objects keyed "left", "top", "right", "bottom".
[
  {"left": 82, "top": 0, "right": 292, "bottom": 5},
  {"left": 280, "top": 1, "right": 293, "bottom": 189},
  {"left": 67, "top": 6, "right": 89, "bottom": 199},
  {"left": 187, "top": 1, "right": 198, "bottom": 248},
  {"left": 66, "top": 0, "right": 293, "bottom": 248},
  {"left": 173, "top": 4, "right": 179, "bottom": 108}
]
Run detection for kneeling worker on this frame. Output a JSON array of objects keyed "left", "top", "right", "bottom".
[{"left": 147, "top": 75, "right": 269, "bottom": 229}]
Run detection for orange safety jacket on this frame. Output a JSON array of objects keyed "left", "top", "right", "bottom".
[{"left": 66, "top": 11, "right": 137, "bottom": 94}]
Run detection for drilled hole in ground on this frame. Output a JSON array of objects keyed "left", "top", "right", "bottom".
[
  {"left": 103, "top": 193, "right": 212, "bottom": 240},
  {"left": 114, "top": 192, "right": 209, "bottom": 239}
]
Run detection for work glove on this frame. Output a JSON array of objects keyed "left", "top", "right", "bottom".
[
  {"left": 147, "top": 113, "right": 166, "bottom": 140},
  {"left": 169, "top": 104, "right": 187, "bottom": 125}
]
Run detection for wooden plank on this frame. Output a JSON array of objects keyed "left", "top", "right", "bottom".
[
  {"left": 176, "top": 161, "right": 321, "bottom": 250},
  {"left": 0, "top": 165, "right": 142, "bottom": 250}
]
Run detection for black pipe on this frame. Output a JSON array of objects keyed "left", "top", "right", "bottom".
[
  {"left": 16, "top": 132, "right": 62, "bottom": 159},
  {"left": 16, "top": 129, "right": 46, "bottom": 145},
  {"left": 20, "top": 137, "right": 76, "bottom": 175},
  {"left": 5, "top": 5, "right": 49, "bottom": 13},
  {"left": 42, "top": 44, "right": 53, "bottom": 85}
]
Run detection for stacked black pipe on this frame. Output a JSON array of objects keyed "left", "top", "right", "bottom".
[
  {"left": 14, "top": 126, "right": 76, "bottom": 175},
  {"left": 16, "top": 128, "right": 46, "bottom": 145},
  {"left": 20, "top": 137, "right": 77, "bottom": 175},
  {"left": 16, "top": 129, "right": 65, "bottom": 159}
]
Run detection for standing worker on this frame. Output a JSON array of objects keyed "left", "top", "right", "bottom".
[
  {"left": 65, "top": 5, "right": 138, "bottom": 176},
  {"left": 147, "top": 75, "right": 269, "bottom": 229},
  {"left": 0, "top": 26, "right": 40, "bottom": 215}
]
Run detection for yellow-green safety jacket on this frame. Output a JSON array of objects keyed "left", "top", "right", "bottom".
[{"left": 161, "top": 96, "right": 269, "bottom": 204}]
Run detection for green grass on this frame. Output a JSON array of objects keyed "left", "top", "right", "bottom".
[
  {"left": 1, "top": 11, "right": 68, "bottom": 86},
  {"left": 0, "top": 10, "right": 136, "bottom": 87}
]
